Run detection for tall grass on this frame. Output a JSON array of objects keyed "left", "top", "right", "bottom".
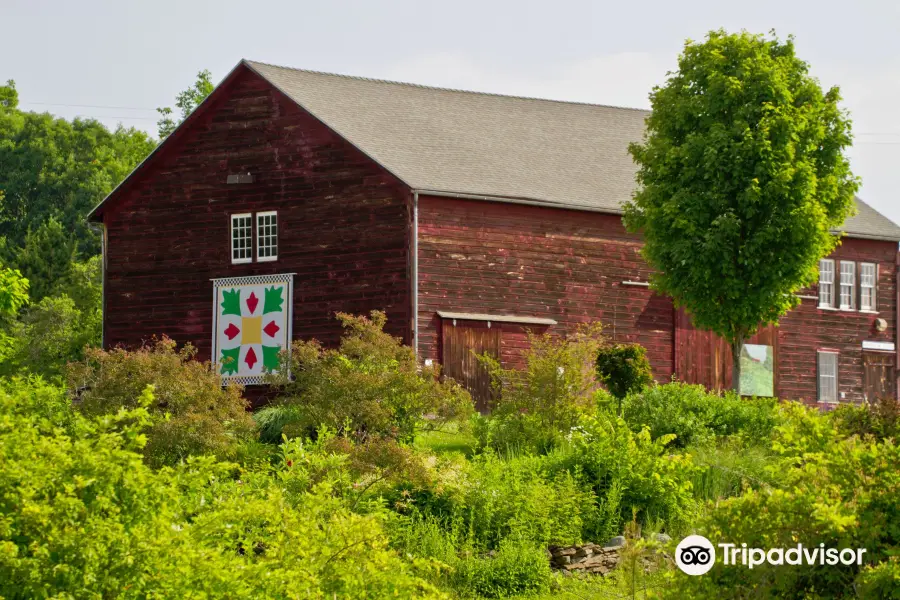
[{"left": 688, "top": 438, "right": 780, "bottom": 502}]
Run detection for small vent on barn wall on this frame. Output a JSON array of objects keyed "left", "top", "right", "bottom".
[{"left": 226, "top": 172, "right": 254, "bottom": 184}]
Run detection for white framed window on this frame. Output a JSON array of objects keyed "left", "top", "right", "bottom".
[
  {"left": 817, "top": 351, "right": 839, "bottom": 404},
  {"left": 860, "top": 263, "right": 877, "bottom": 312},
  {"left": 257, "top": 211, "right": 278, "bottom": 262},
  {"left": 818, "top": 259, "right": 834, "bottom": 308},
  {"left": 839, "top": 261, "right": 856, "bottom": 310},
  {"left": 230, "top": 213, "right": 253, "bottom": 264}
]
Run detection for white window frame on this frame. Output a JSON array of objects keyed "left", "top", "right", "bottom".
[
  {"left": 818, "top": 259, "right": 835, "bottom": 309},
  {"left": 860, "top": 262, "right": 877, "bottom": 312},
  {"left": 817, "top": 351, "right": 839, "bottom": 404},
  {"left": 256, "top": 211, "right": 278, "bottom": 262},
  {"left": 839, "top": 261, "right": 856, "bottom": 310},
  {"left": 230, "top": 213, "right": 253, "bottom": 264}
]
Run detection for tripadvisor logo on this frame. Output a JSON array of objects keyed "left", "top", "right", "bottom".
[{"left": 675, "top": 535, "right": 868, "bottom": 576}]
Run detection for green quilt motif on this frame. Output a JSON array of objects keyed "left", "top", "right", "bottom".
[
  {"left": 263, "top": 286, "right": 284, "bottom": 314},
  {"left": 220, "top": 347, "right": 241, "bottom": 375},
  {"left": 262, "top": 345, "right": 281, "bottom": 372},
  {"left": 220, "top": 288, "right": 242, "bottom": 316}
]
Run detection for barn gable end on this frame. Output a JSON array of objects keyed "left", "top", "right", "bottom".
[{"left": 99, "top": 65, "right": 413, "bottom": 370}]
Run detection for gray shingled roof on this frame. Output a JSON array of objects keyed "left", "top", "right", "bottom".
[{"left": 234, "top": 61, "right": 900, "bottom": 241}]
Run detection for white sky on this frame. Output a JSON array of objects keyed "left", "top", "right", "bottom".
[{"left": 2, "top": 0, "right": 898, "bottom": 226}]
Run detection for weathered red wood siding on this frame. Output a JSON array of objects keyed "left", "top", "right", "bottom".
[
  {"left": 416, "top": 196, "right": 675, "bottom": 381},
  {"left": 777, "top": 238, "right": 897, "bottom": 403},
  {"left": 101, "top": 67, "right": 412, "bottom": 365},
  {"left": 417, "top": 196, "right": 897, "bottom": 405}
]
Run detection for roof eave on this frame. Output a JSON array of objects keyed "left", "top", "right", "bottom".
[
  {"left": 413, "top": 188, "right": 624, "bottom": 216},
  {"left": 86, "top": 60, "right": 249, "bottom": 222}
]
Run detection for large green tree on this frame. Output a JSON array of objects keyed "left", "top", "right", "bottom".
[
  {"left": 0, "top": 80, "right": 155, "bottom": 259},
  {"left": 624, "top": 31, "right": 858, "bottom": 392}
]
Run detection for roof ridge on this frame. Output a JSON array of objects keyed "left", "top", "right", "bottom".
[{"left": 243, "top": 59, "right": 652, "bottom": 113}]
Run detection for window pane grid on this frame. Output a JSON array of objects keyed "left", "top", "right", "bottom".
[
  {"left": 839, "top": 262, "right": 855, "bottom": 309},
  {"left": 818, "top": 259, "right": 834, "bottom": 307},
  {"left": 860, "top": 263, "right": 876, "bottom": 311},
  {"left": 231, "top": 214, "right": 252, "bottom": 263},
  {"left": 818, "top": 352, "right": 838, "bottom": 403},
  {"left": 257, "top": 212, "right": 278, "bottom": 261}
]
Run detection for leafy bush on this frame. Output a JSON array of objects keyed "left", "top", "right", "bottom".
[
  {"left": 595, "top": 342, "right": 653, "bottom": 412},
  {"left": 620, "top": 382, "right": 779, "bottom": 448},
  {"left": 66, "top": 337, "right": 256, "bottom": 467},
  {"left": 453, "top": 539, "right": 552, "bottom": 598},
  {"left": 0, "top": 378, "right": 445, "bottom": 599},
  {"left": 398, "top": 450, "right": 591, "bottom": 553},
  {"left": 831, "top": 397, "right": 900, "bottom": 441},
  {"left": 261, "top": 311, "right": 473, "bottom": 443},
  {"left": 547, "top": 412, "right": 699, "bottom": 540},
  {"left": 667, "top": 403, "right": 900, "bottom": 598},
  {"left": 475, "top": 324, "right": 605, "bottom": 453}
]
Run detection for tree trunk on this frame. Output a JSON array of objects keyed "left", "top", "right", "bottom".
[{"left": 731, "top": 337, "right": 745, "bottom": 395}]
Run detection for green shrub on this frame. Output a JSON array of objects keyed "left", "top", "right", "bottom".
[
  {"left": 831, "top": 397, "right": 900, "bottom": 442},
  {"left": 454, "top": 539, "right": 552, "bottom": 598},
  {"left": 666, "top": 403, "right": 900, "bottom": 598},
  {"left": 476, "top": 324, "right": 605, "bottom": 453},
  {"left": 547, "top": 412, "right": 699, "bottom": 540},
  {"left": 595, "top": 342, "right": 653, "bottom": 412},
  {"left": 620, "top": 382, "right": 779, "bottom": 448},
  {"left": 0, "top": 378, "right": 445, "bottom": 599},
  {"left": 66, "top": 337, "right": 256, "bottom": 467},
  {"left": 405, "top": 451, "right": 592, "bottom": 552},
  {"left": 261, "top": 311, "right": 473, "bottom": 443}
]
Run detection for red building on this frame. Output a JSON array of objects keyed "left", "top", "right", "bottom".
[{"left": 88, "top": 60, "right": 900, "bottom": 409}]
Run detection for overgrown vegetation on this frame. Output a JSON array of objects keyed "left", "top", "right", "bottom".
[
  {"left": 257, "top": 311, "right": 473, "bottom": 443},
  {"left": 66, "top": 337, "right": 256, "bottom": 467},
  {"left": 2, "top": 309, "right": 898, "bottom": 598}
]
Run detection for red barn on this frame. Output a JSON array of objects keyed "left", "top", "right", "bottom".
[{"left": 88, "top": 60, "right": 900, "bottom": 409}]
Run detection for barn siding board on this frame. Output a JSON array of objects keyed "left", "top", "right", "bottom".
[
  {"left": 102, "top": 68, "right": 412, "bottom": 369},
  {"left": 416, "top": 195, "right": 675, "bottom": 381},
  {"left": 776, "top": 238, "right": 897, "bottom": 403}
]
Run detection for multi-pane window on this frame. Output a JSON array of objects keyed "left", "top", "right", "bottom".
[
  {"left": 818, "top": 259, "right": 835, "bottom": 308},
  {"left": 257, "top": 211, "right": 278, "bottom": 262},
  {"left": 839, "top": 261, "right": 856, "bottom": 310},
  {"left": 860, "top": 263, "right": 876, "bottom": 311},
  {"left": 231, "top": 213, "right": 253, "bottom": 264},
  {"left": 817, "top": 351, "right": 838, "bottom": 403}
]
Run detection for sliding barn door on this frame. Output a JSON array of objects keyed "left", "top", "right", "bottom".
[{"left": 441, "top": 320, "right": 500, "bottom": 413}]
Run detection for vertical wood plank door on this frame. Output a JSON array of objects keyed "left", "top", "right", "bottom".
[
  {"left": 863, "top": 352, "right": 896, "bottom": 402},
  {"left": 441, "top": 320, "right": 500, "bottom": 413}
]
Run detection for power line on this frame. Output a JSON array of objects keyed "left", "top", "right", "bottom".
[{"left": 19, "top": 101, "right": 157, "bottom": 111}]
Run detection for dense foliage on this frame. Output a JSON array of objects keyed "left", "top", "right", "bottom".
[
  {"left": 0, "top": 378, "right": 444, "bottom": 599},
  {"left": 0, "top": 80, "right": 155, "bottom": 260},
  {"left": 258, "top": 311, "right": 473, "bottom": 443},
  {"left": 66, "top": 338, "right": 256, "bottom": 467},
  {"left": 622, "top": 382, "right": 779, "bottom": 448},
  {"left": 474, "top": 324, "right": 604, "bottom": 453},
  {"left": 624, "top": 30, "right": 859, "bottom": 389},
  {"left": 595, "top": 342, "right": 653, "bottom": 414}
]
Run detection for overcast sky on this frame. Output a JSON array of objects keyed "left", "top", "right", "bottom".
[{"left": 2, "top": 0, "right": 898, "bottom": 225}]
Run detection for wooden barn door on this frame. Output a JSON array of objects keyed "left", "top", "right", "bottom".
[
  {"left": 441, "top": 320, "right": 500, "bottom": 413},
  {"left": 863, "top": 352, "right": 896, "bottom": 402}
]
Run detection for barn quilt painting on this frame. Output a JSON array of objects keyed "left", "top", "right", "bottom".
[{"left": 212, "top": 273, "right": 293, "bottom": 385}]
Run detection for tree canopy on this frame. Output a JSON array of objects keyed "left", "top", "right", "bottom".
[
  {"left": 156, "top": 70, "right": 214, "bottom": 139},
  {"left": 624, "top": 30, "right": 859, "bottom": 391},
  {"left": 0, "top": 80, "right": 156, "bottom": 259}
]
